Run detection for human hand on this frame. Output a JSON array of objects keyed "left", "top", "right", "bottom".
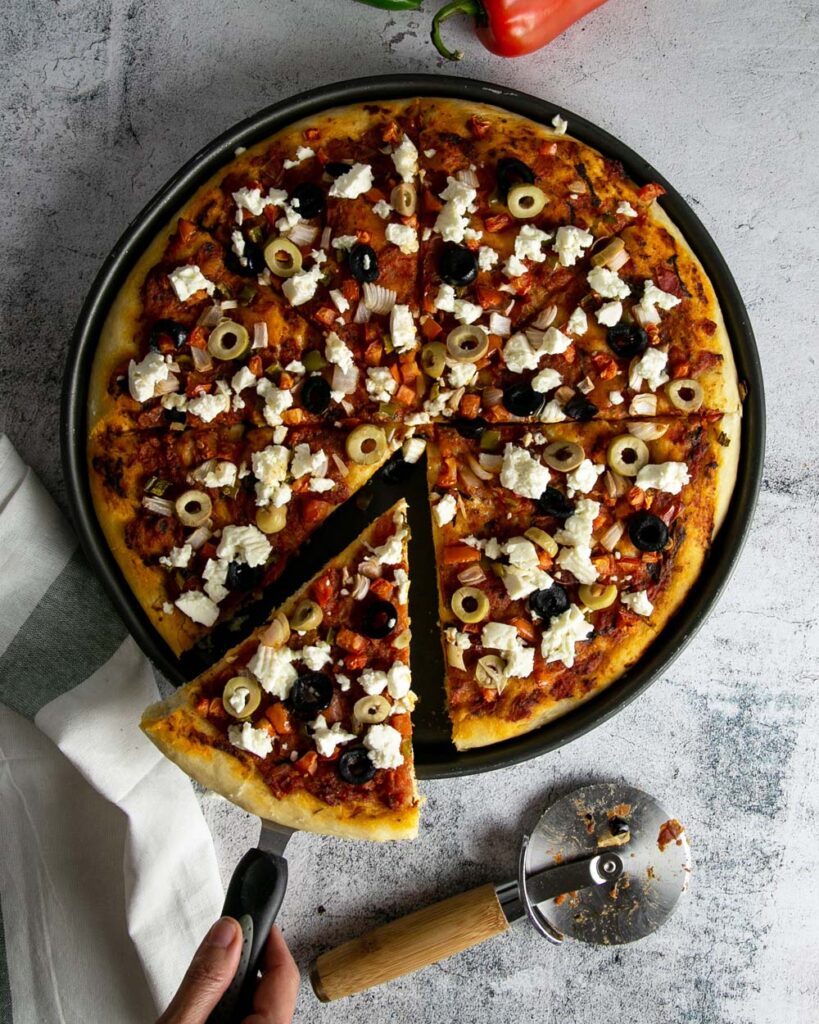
[{"left": 157, "top": 917, "right": 299, "bottom": 1024}]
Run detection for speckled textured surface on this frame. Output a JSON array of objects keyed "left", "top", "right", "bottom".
[{"left": 2, "top": 1, "right": 818, "bottom": 1021}]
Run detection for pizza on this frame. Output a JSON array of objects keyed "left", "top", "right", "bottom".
[
  {"left": 86, "top": 95, "right": 743, "bottom": 777},
  {"left": 141, "top": 501, "right": 420, "bottom": 840}
]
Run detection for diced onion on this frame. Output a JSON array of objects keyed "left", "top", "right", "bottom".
[
  {"left": 577, "top": 376, "right": 594, "bottom": 395},
  {"left": 154, "top": 373, "right": 180, "bottom": 395},
  {"left": 446, "top": 643, "right": 466, "bottom": 670},
  {"left": 320, "top": 226, "right": 332, "bottom": 250},
  {"left": 331, "top": 362, "right": 359, "bottom": 395},
  {"left": 220, "top": 299, "right": 239, "bottom": 311},
  {"left": 603, "top": 469, "right": 628, "bottom": 499},
  {"left": 187, "top": 524, "right": 213, "bottom": 550},
  {"left": 478, "top": 453, "right": 503, "bottom": 472},
  {"left": 191, "top": 347, "right": 213, "bottom": 372},
  {"left": 482, "top": 386, "right": 504, "bottom": 408},
  {"left": 533, "top": 305, "right": 558, "bottom": 329},
  {"left": 458, "top": 463, "right": 483, "bottom": 491},
  {"left": 331, "top": 452, "right": 349, "bottom": 476},
  {"left": 455, "top": 166, "right": 480, "bottom": 187},
  {"left": 629, "top": 393, "right": 658, "bottom": 416},
  {"left": 457, "top": 563, "right": 487, "bottom": 586},
  {"left": 198, "top": 304, "right": 222, "bottom": 329},
  {"left": 626, "top": 421, "right": 669, "bottom": 441},
  {"left": 489, "top": 312, "right": 511, "bottom": 337},
  {"left": 599, "top": 521, "right": 624, "bottom": 552},
  {"left": 363, "top": 282, "right": 397, "bottom": 315},
  {"left": 350, "top": 574, "right": 371, "bottom": 600},
  {"left": 525, "top": 327, "right": 545, "bottom": 348},
  {"left": 142, "top": 495, "right": 175, "bottom": 516},
  {"left": 287, "top": 222, "right": 319, "bottom": 247},
  {"left": 608, "top": 248, "right": 630, "bottom": 272},
  {"left": 353, "top": 300, "right": 371, "bottom": 324},
  {"left": 466, "top": 453, "right": 493, "bottom": 481},
  {"left": 555, "top": 385, "right": 575, "bottom": 404},
  {"left": 252, "top": 322, "right": 269, "bottom": 349}
]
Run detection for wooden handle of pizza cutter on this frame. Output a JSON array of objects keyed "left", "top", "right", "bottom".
[{"left": 310, "top": 883, "right": 509, "bottom": 1001}]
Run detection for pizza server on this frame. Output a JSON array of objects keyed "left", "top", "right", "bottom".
[{"left": 309, "top": 782, "right": 691, "bottom": 1001}]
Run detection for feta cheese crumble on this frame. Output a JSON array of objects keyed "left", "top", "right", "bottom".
[
  {"left": 390, "top": 304, "right": 418, "bottom": 353},
  {"left": 629, "top": 347, "right": 669, "bottom": 392},
  {"left": 587, "top": 265, "right": 630, "bottom": 300},
  {"left": 433, "top": 492, "right": 457, "bottom": 527},
  {"left": 128, "top": 351, "right": 170, "bottom": 403},
  {"left": 228, "top": 722, "right": 274, "bottom": 758},
  {"left": 168, "top": 264, "right": 216, "bottom": 302},
  {"left": 540, "top": 605, "right": 593, "bottom": 667},
  {"left": 635, "top": 461, "right": 690, "bottom": 494},
  {"left": 309, "top": 714, "right": 356, "bottom": 757},
  {"left": 174, "top": 590, "right": 220, "bottom": 627},
  {"left": 621, "top": 590, "right": 654, "bottom": 617},
  {"left": 553, "top": 226, "right": 594, "bottom": 267},
  {"left": 385, "top": 223, "right": 419, "bottom": 254},
  {"left": 392, "top": 134, "right": 418, "bottom": 182},
  {"left": 500, "top": 444, "right": 550, "bottom": 499},
  {"left": 363, "top": 723, "right": 404, "bottom": 770}
]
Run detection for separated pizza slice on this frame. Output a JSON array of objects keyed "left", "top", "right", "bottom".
[
  {"left": 426, "top": 416, "right": 739, "bottom": 749},
  {"left": 141, "top": 500, "right": 420, "bottom": 841},
  {"left": 89, "top": 421, "right": 406, "bottom": 655},
  {"left": 411, "top": 99, "right": 739, "bottom": 425}
]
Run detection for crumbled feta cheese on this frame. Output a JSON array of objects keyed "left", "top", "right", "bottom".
[
  {"left": 555, "top": 498, "right": 600, "bottom": 548},
  {"left": 359, "top": 668, "right": 389, "bottom": 695},
  {"left": 553, "top": 226, "right": 594, "bottom": 267},
  {"left": 369, "top": 514, "right": 406, "bottom": 567},
  {"left": 609, "top": 390, "right": 624, "bottom": 405},
  {"left": 433, "top": 492, "right": 457, "bottom": 527},
  {"left": 363, "top": 723, "right": 404, "bottom": 770},
  {"left": 478, "top": 246, "right": 499, "bottom": 272},
  {"left": 540, "top": 326, "right": 573, "bottom": 355},
  {"left": 366, "top": 367, "right": 398, "bottom": 403},
  {"left": 252, "top": 444, "right": 291, "bottom": 507},
  {"left": 390, "top": 304, "right": 418, "bottom": 354},
  {"left": 551, "top": 114, "right": 568, "bottom": 135},
  {"left": 159, "top": 544, "right": 192, "bottom": 569},
  {"left": 226, "top": 686, "right": 251, "bottom": 715},
  {"left": 566, "top": 307, "right": 588, "bottom": 336},
  {"left": 385, "top": 223, "right": 419, "bottom": 255},
  {"left": 392, "top": 134, "right": 418, "bottom": 182},
  {"left": 186, "top": 390, "right": 231, "bottom": 423},
  {"left": 453, "top": 300, "right": 482, "bottom": 325},
  {"left": 500, "top": 444, "right": 551, "bottom": 499},
  {"left": 617, "top": 200, "right": 638, "bottom": 218},
  {"left": 387, "top": 662, "right": 412, "bottom": 699},
  {"left": 503, "top": 333, "right": 540, "bottom": 374},
  {"left": 539, "top": 400, "right": 567, "bottom": 423},
  {"left": 567, "top": 459, "right": 604, "bottom": 496},
  {"left": 635, "top": 461, "right": 690, "bottom": 494},
  {"left": 541, "top": 605, "right": 593, "bottom": 667},
  {"left": 394, "top": 567, "right": 410, "bottom": 605},
  {"left": 532, "top": 367, "right": 563, "bottom": 393},
  {"left": 331, "top": 235, "right": 358, "bottom": 251},
  {"left": 402, "top": 436, "right": 426, "bottom": 464},
  {"left": 446, "top": 361, "right": 477, "bottom": 388},
  {"left": 328, "top": 163, "right": 374, "bottom": 199},
  {"left": 630, "top": 347, "right": 669, "bottom": 392},
  {"left": 231, "top": 230, "right": 246, "bottom": 262},
  {"left": 231, "top": 366, "right": 257, "bottom": 394},
  {"left": 434, "top": 283, "right": 456, "bottom": 312},
  {"left": 162, "top": 602, "right": 174, "bottom": 614},
  {"left": 481, "top": 621, "right": 521, "bottom": 652},
  {"left": 514, "top": 224, "right": 552, "bottom": 263},
  {"left": 283, "top": 146, "right": 315, "bottom": 169},
  {"left": 291, "top": 443, "right": 328, "bottom": 480},
  {"left": 633, "top": 280, "right": 682, "bottom": 326},
  {"left": 248, "top": 644, "right": 297, "bottom": 698},
  {"left": 621, "top": 590, "right": 654, "bottom": 616},
  {"left": 233, "top": 186, "right": 285, "bottom": 217},
  {"left": 174, "top": 590, "right": 220, "bottom": 627},
  {"left": 282, "top": 263, "right": 323, "bottom": 306},
  {"left": 203, "top": 557, "right": 229, "bottom": 604},
  {"left": 329, "top": 290, "right": 350, "bottom": 314},
  {"left": 503, "top": 254, "right": 528, "bottom": 278},
  {"left": 310, "top": 714, "right": 356, "bottom": 757},
  {"left": 194, "top": 460, "right": 237, "bottom": 490},
  {"left": 556, "top": 544, "right": 598, "bottom": 584},
  {"left": 167, "top": 264, "right": 216, "bottom": 300},
  {"left": 228, "top": 722, "right": 274, "bottom": 758},
  {"left": 216, "top": 524, "right": 272, "bottom": 567},
  {"left": 128, "top": 351, "right": 170, "bottom": 403},
  {"left": 310, "top": 477, "right": 335, "bottom": 493},
  {"left": 434, "top": 177, "right": 477, "bottom": 244},
  {"left": 323, "top": 333, "right": 354, "bottom": 376},
  {"left": 596, "top": 301, "right": 623, "bottom": 326},
  {"left": 489, "top": 312, "right": 512, "bottom": 337},
  {"left": 587, "top": 265, "right": 630, "bottom": 300},
  {"left": 256, "top": 379, "right": 294, "bottom": 426},
  {"left": 300, "top": 642, "right": 332, "bottom": 671}
]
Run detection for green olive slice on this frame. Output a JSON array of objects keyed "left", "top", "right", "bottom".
[
  {"left": 175, "top": 489, "right": 212, "bottom": 527},
  {"left": 222, "top": 676, "right": 262, "bottom": 719},
  {"left": 578, "top": 583, "right": 618, "bottom": 611},
  {"left": 263, "top": 237, "right": 303, "bottom": 278},
  {"left": 666, "top": 378, "right": 704, "bottom": 412},
  {"left": 420, "top": 341, "right": 447, "bottom": 379},
  {"left": 507, "top": 183, "right": 547, "bottom": 219},
  {"left": 346, "top": 425, "right": 387, "bottom": 466},
  {"left": 524, "top": 527, "right": 558, "bottom": 557},
  {"left": 607, "top": 434, "right": 650, "bottom": 478},
  {"left": 446, "top": 325, "right": 489, "bottom": 363},
  {"left": 543, "top": 440, "right": 585, "bottom": 473},
  {"left": 207, "top": 319, "right": 251, "bottom": 361},
  {"left": 302, "top": 349, "right": 328, "bottom": 372},
  {"left": 475, "top": 654, "right": 506, "bottom": 688},
  {"left": 289, "top": 599, "right": 323, "bottom": 633},
  {"left": 353, "top": 695, "right": 391, "bottom": 725},
  {"left": 591, "top": 237, "right": 626, "bottom": 267},
  {"left": 256, "top": 505, "right": 288, "bottom": 534},
  {"left": 390, "top": 183, "right": 417, "bottom": 217},
  {"left": 451, "top": 586, "right": 490, "bottom": 624}
]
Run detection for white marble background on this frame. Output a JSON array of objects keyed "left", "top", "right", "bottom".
[{"left": 2, "top": 1, "right": 817, "bottom": 1021}]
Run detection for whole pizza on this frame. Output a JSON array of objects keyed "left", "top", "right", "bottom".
[{"left": 87, "top": 98, "right": 741, "bottom": 839}]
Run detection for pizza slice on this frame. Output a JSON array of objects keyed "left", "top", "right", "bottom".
[
  {"left": 89, "top": 421, "right": 406, "bottom": 655},
  {"left": 141, "top": 500, "right": 420, "bottom": 840},
  {"left": 410, "top": 99, "right": 739, "bottom": 426},
  {"left": 426, "top": 416, "right": 739, "bottom": 749}
]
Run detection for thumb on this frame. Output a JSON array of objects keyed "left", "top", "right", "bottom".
[{"left": 158, "top": 917, "right": 242, "bottom": 1024}]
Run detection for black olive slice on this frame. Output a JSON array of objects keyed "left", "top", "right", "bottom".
[
  {"left": 503, "top": 382, "right": 545, "bottom": 418},
  {"left": 628, "top": 511, "right": 669, "bottom": 552},
  {"left": 380, "top": 451, "right": 415, "bottom": 484},
  {"left": 349, "top": 243, "right": 379, "bottom": 283},
  {"left": 606, "top": 324, "right": 649, "bottom": 359},
  {"left": 290, "top": 182, "right": 325, "bottom": 220},
  {"left": 338, "top": 747, "right": 377, "bottom": 784},
  {"left": 564, "top": 395, "right": 599, "bottom": 421},
  {"left": 149, "top": 319, "right": 188, "bottom": 349},
  {"left": 288, "top": 671, "right": 334, "bottom": 719},
  {"left": 528, "top": 583, "right": 570, "bottom": 621},
  {"left": 496, "top": 157, "right": 535, "bottom": 200},
  {"left": 164, "top": 407, "right": 187, "bottom": 424},
  {"left": 439, "top": 242, "right": 478, "bottom": 286},
  {"left": 300, "top": 375, "right": 332, "bottom": 414},
  {"left": 226, "top": 561, "right": 264, "bottom": 592},
  {"left": 451, "top": 416, "right": 488, "bottom": 440},
  {"left": 362, "top": 600, "right": 399, "bottom": 639},
  {"left": 536, "top": 486, "right": 575, "bottom": 520},
  {"left": 325, "top": 161, "right": 352, "bottom": 179},
  {"left": 225, "top": 240, "right": 266, "bottom": 278}
]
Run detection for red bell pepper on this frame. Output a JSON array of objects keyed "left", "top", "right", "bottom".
[{"left": 431, "top": 0, "right": 610, "bottom": 60}]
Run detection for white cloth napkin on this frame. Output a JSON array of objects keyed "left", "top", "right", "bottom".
[{"left": 0, "top": 435, "right": 224, "bottom": 1022}]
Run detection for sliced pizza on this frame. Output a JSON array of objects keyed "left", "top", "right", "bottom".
[
  {"left": 141, "top": 500, "right": 420, "bottom": 840},
  {"left": 89, "top": 422, "right": 405, "bottom": 654},
  {"left": 426, "top": 416, "right": 739, "bottom": 749}
]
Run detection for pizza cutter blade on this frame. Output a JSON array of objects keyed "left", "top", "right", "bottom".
[{"left": 310, "top": 781, "right": 690, "bottom": 1002}]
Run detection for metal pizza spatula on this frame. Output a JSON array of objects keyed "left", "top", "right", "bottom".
[{"left": 310, "top": 782, "right": 691, "bottom": 1001}]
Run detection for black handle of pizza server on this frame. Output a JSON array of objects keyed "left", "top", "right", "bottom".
[{"left": 207, "top": 848, "right": 288, "bottom": 1024}]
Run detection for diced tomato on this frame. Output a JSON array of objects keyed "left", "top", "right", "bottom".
[
  {"left": 311, "top": 572, "right": 335, "bottom": 609},
  {"left": 389, "top": 363, "right": 402, "bottom": 385},
  {"left": 485, "top": 213, "right": 512, "bottom": 233},
  {"left": 303, "top": 127, "right": 320, "bottom": 141},
  {"left": 314, "top": 307, "right": 337, "bottom": 328},
  {"left": 423, "top": 190, "right": 443, "bottom": 213},
  {"left": 437, "top": 457, "right": 458, "bottom": 489},
  {"left": 341, "top": 278, "right": 360, "bottom": 303},
  {"left": 442, "top": 543, "right": 481, "bottom": 565},
  {"left": 421, "top": 317, "right": 443, "bottom": 340},
  {"left": 468, "top": 114, "right": 491, "bottom": 138},
  {"left": 591, "top": 353, "right": 618, "bottom": 380},
  {"left": 356, "top": 229, "right": 371, "bottom": 245},
  {"left": 265, "top": 702, "right": 293, "bottom": 734},
  {"left": 459, "top": 393, "right": 481, "bottom": 419},
  {"left": 369, "top": 577, "right": 394, "bottom": 600},
  {"left": 294, "top": 751, "right": 318, "bottom": 775},
  {"left": 344, "top": 652, "right": 368, "bottom": 672},
  {"left": 248, "top": 354, "right": 263, "bottom": 377},
  {"left": 282, "top": 408, "right": 305, "bottom": 425},
  {"left": 363, "top": 340, "right": 383, "bottom": 366},
  {"left": 400, "top": 357, "right": 420, "bottom": 384},
  {"left": 395, "top": 384, "right": 415, "bottom": 407},
  {"left": 177, "top": 219, "right": 197, "bottom": 244},
  {"left": 186, "top": 380, "right": 213, "bottom": 398},
  {"left": 208, "top": 697, "right": 227, "bottom": 721},
  {"left": 337, "top": 628, "right": 366, "bottom": 653},
  {"left": 637, "top": 182, "right": 666, "bottom": 203},
  {"left": 382, "top": 121, "right": 402, "bottom": 145},
  {"left": 195, "top": 696, "right": 210, "bottom": 716},
  {"left": 626, "top": 486, "right": 646, "bottom": 509},
  {"left": 365, "top": 187, "right": 385, "bottom": 204},
  {"left": 537, "top": 549, "right": 553, "bottom": 570},
  {"left": 263, "top": 205, "right": 279, "bottom": 227},
  {"left": 301, "top": 497, "right": 331, "bottom": 528},
  {"left": 188, "top": 326, "right": 208, "bottom": 349}
]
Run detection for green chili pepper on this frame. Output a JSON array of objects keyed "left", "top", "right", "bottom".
[{"left": 354, "top": 0, "right": 423, "bottom": 9}]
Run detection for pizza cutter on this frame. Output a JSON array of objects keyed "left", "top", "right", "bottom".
[{"left": 309, "top": 782, "right": 691, "bottom": 1001}]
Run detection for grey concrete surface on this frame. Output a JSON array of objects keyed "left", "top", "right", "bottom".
[{"left": 2, "top": 1, "right": 818, "bottom": 1022}]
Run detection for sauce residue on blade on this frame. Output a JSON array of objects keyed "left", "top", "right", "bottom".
[{"left": 657, "top": 818, "right": 685, "bottom": 851}]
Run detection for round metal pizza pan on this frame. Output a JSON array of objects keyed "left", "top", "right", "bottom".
[{"left": 61, "top": 74, "right": 765, "bottom": 781}]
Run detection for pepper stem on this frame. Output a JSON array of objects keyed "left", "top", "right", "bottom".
[{"left": 431, "top": 0, "right": 484, "bottom": 61}]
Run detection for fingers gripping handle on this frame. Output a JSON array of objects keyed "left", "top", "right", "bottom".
[
  {"left": 207, "top": 849, "right": 288, "bottom": 1023},
  {"left": 310, "top": 882, "right": 509, "bottom": 1002}
]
